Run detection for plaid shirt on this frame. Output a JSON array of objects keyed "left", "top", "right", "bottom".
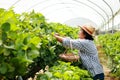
[{"left": 62, "top": 37, "right": 104, "bottom": 77}]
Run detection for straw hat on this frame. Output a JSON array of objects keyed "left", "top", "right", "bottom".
[{"left": 79, "top": 25, "right": 95, "bottom": 36}]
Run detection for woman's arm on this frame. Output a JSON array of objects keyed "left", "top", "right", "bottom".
[
  {"left": 54, "top": 34, "right": 63, "bottom": 43},
  {"left": 54, "top": 33, "right": 83, "bottom": 50}
]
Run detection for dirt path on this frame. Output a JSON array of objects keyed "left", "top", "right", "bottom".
[
  {"left": 95, "top": 36, "right": 111, "bottom": 80},
  {"left": 97, "top": 46, "right": 120, "bottom": 80},
  {"left": 95, "top": 36, "right": 120, "bottom": 80},
  {"left": 97, "top": 45, "right": 111, "bottom": 80}
]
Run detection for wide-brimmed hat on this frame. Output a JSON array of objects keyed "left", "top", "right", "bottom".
[{"left": 79, "top": 25, "right": 95, "bottom": 36}]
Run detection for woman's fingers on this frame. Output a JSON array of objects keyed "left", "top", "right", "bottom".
[
  {"left": 55, "top": 33, "right": 59, "bottom": 36},
  {"left": 54, "top": 33, "right": 59, "bottom": 36}
]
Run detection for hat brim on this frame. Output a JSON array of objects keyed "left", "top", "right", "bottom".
[{"left": 78, "top": 25, "right": 93, "bottom": 36}]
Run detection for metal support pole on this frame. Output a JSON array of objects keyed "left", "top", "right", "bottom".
[
  {"left": 88, "top": 0, "right": 109, "bottom": 32},
  {"left": 74, "top": 0, "right": 106, "bottom": 32},
  {"left": 103, "top": 0, "right": 114, "bottom": 33}
]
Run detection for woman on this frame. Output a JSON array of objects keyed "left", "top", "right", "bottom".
[{"left": 54, "top": 25, "right": 104, "bottom": 80}]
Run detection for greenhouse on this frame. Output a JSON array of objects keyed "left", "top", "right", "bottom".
[{"left": 0, "top": 0, "right": 120, "bottom": 80}]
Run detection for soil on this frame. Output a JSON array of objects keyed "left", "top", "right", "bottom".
[
  {"left": 95, "top": 36, "right": 120, "bottom": 80},
  {"left": 97, "top": 44, "right": 120, "bottom": 80}
]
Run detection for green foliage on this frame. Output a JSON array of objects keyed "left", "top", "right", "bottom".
[
  {"left": 1, "top": 22, "right": 10, "bottom": 32},
  {"left": 36, "top": 61, "right": 92, "bottom": 80},
  {"left": 0, "top": 8, "right": 44, "bottom": 79},
  {"left": 0, "top": 8, "right": 84, "bottom": 80},
  {"left": 26, "top": 22, "right": 79, "bottom": 79},
  {"left": 98, "top": 32, "right": 120, "bottom": 77}
]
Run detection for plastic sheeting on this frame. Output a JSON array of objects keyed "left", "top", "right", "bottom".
[{"left": 0, "top": 0, "right": 120, "bottom": 30}]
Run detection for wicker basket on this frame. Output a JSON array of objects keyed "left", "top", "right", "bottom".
[
  {"left": 59, "top": 40, "right": 79, "bottom": 62},
  {"left": 59, "top": 53, "right": 79, "bottom": 62}
]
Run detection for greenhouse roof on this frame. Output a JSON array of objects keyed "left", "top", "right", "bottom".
[{"left": 0, "top": 0, "right": 120, "bottom": 30}]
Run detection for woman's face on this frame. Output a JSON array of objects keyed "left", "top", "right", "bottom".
[{"left": 78, "top": 29, "right": 86, "bottom": 39}]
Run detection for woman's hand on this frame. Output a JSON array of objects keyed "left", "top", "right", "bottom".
[
  {"left": 53, "top": 33, "right": 63, "bottom": 43},
  {"left": 54, "top": 33, "right": 60, "bottom": 37}
]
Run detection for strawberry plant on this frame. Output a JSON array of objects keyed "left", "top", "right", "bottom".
[
  {"left": 36, "top": 61, "right": 92, "bottom": 80},
  {"left": 0, "top": 9, "right": 43, "bottom": 79},
  {"left": 98, "top": 32, "right": 120, "bottom": 77},
  {"left": 0, "top": 8, "right": 88, "bottom": 80}
]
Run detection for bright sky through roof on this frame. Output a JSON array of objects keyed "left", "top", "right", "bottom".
[{"left": 0, "top": 0, "right": 120, "bottom": 29}]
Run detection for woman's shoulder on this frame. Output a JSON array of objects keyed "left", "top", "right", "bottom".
[
  {"left": 77, "top": 39, "right": 94, "bottom": 44},
  {"left": 78, "top": 39, "right": 92, "bottom": 42}
]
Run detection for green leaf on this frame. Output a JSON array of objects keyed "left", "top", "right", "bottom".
[
  {"left": 2, "top": 32, "right": 7, "bottom": 42},
  {"left": 23, "top": 37, "right": 28, "bottom": 45},
  {"left": 4, "top": 44, "right": 15, "bottom": 49},
  {"left": 37, "top": 74, "right": 49, "bottom": 80},
  {"left": 0, "top": 63, "right": 8, "bottom": 74},
  {"left": 8, "top": 31, "right": 18, "bottom": 40},
  {"left": 10, "top": 23, "right": 20, "bottom": 31},
  {"left": 3, "top": 48, "right": 10, "bottom": 56},
  {"left": 53, "top": 72, "right": 62, "bottom": 78},
  {"left": 22, "top": 45, "right": 28, "bottom": 51},
  {"left": 20, "top": 57, "right": 33, "bottom": 63},
  {"left": 7, "top": 64, "right": 15, "bottom": 72},
  {"left": 28, "top": 50, "right": 39, "bottom": 59},
  {"left": 0, "top": 40, "right": 2, "bottom": 46},
  {"left": 45, "top": 72, "right": 53, "bottom": 78},
  {"left": 1, "top": 22, "right": 10, "bottom": 32},
  {"left": 29, "top": 36, "right": 41, "bottom": 47},
  {"left": 0, "top": 46, "right": 4, "bottom": 54}
]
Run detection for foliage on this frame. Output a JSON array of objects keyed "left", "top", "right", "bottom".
[
  {"left": 98, "top": 32, "right": 120, "bottom": 77},
  {"left": 0, "top": 9, "right": 44, "bottom": 79},
  {"left": 0, "top": 8, "right": 82, "bottom": 79},
  {"left": 36, "top": 61, "right": 92, "bottom": 80}
]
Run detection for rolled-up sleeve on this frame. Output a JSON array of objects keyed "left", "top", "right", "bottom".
[{"left": 62, "top": 38, "right": 83, "bottom": 50}]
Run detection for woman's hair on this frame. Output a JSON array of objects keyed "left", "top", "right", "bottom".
[{"left": 82, "top": 29, "right": 94, "bottom": 40}]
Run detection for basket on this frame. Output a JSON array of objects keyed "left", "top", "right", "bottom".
[
  {"left": 59, "top": 40, "right": 79, "bottom": 62},
  {"left": 59, "top": 53, "right": 79, "bottom": 62}
]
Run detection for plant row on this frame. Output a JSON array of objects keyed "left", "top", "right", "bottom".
[
  {"left": 0, "top": 8, "right": 92, "bottom": 80},
  {"left": 98, "top": 32, "right": 120, "bottom": 77}
]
